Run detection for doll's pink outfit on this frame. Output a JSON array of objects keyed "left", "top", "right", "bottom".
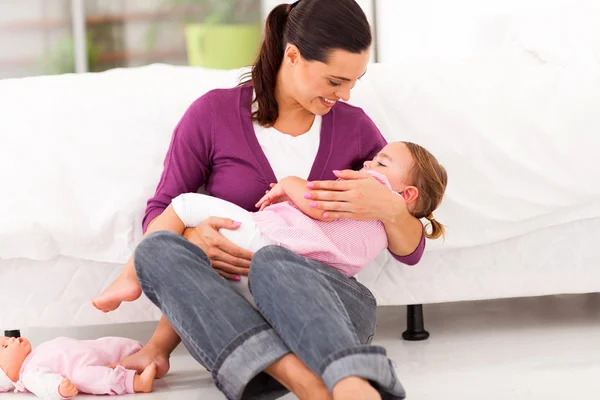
[{"left": 0, "top": 337, "right": 141, "bottom": 398}]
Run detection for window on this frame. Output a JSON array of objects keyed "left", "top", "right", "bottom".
[{"left": 0, "top": 0, "right": 262, "bottom": 79}]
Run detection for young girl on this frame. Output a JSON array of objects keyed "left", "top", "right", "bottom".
[
  {"left": 0, "top": 335, "right": 156, "bottom": 398},
  {"left": 93, "top": 141, "right": 447, "bottom": 313}
]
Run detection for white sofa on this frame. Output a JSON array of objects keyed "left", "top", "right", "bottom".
[{"left": 1, "top": 44, "right": 599, "bottom": 337}]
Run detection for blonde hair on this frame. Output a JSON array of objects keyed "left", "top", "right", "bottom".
[{"left": 403, "top": 142, "right": 448, "bottom": 240}]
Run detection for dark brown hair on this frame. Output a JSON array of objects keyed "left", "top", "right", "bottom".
[
  {"left": 240, "top": 0, "right": 372, "bottom": 127},
  {"left": 404, "top": 142, "right": 448, "bottom": 240}
]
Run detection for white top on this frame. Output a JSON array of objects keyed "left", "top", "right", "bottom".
[{"left": 252, "top": 96, "right": 321, "bottom": 181}]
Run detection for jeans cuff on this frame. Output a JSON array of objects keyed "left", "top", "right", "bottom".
[
  {"left": 321, "top": 346, "right": 406, "bottom": 400},
  {"left": 212, "top": 324, "right": 290, "bottom": 400}
]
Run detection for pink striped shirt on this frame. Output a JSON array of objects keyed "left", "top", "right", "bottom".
[{"left": 252, "top": 171, "right": 393, "bottom": 277}]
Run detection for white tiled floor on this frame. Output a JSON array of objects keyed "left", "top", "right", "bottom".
[{"left": 9, "top": 293, "right": 600, "bottom": 399}]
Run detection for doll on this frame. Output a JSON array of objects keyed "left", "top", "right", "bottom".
[{"left": 0, "top": 335, "right": 156, "bottom": 399}]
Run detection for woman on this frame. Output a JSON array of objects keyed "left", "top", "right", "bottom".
[{"left": 115, "top": 1, "right": 424, "bottom": 399}]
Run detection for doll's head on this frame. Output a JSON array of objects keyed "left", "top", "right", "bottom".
[
  {"left": 0, "top": 336, "right": 32, "bottom": 392},
  {"left": 362, "top": 141, "right": 448, "bottom": 239}
]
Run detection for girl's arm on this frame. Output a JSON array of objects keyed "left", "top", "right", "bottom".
[{"left": 256, "top": 176, "right": 330, "bottom": 221}]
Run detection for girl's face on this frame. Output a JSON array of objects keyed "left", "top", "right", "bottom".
[
  {"left": 362, "top": 142, "right": 415, "bottom": 193},
  {"left": 285, "top": 46, "right": 371, "bottom": 115}
]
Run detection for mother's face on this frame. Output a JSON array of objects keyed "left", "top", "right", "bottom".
[{"left": 285, "top": 46, "right": 371, "bottom": 116}]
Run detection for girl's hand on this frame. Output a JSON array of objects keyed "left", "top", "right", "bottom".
[
  {"left": 306, "top": 170, "right": 409, "bottom": 222},
  {"left": 255, "top": 183, "right": 290, "bottom": 211}
]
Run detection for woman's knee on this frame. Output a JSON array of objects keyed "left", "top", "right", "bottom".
[
  {"left": 250, "top": 245, "right": 294, "bottom": 278},
  {"left": 134, "top": 231, "right": 207, "bottom": 279},
  {"left": 249, "top": 245, "right": 308, "bottom": 296},
  {"left": 135, "top": 230, "right": 177, "bottom": 262}
]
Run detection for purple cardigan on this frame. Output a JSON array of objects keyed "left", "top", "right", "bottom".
[{"left": 144, "top": 85, "right": 425, "bottom": 265}]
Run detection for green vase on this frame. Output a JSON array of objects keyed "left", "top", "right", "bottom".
[{"left": 185, "top": 23, "right": 261, "bottom": 70}]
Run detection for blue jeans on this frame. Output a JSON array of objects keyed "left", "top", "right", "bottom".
[{"left": 134, "top": 231, "right": 405, "bottom": 400}]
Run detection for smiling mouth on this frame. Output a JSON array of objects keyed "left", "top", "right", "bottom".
[{"left": 319, "top": 97, "right": 336, "bottom": 105}]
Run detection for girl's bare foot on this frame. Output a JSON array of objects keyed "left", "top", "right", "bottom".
[
  {"left": 109, "top": 345, "right": 171, "bottom": 378},
  {"left": 92, "top": 275, "right": 142, "bottom": 312},
  {"left": 133, "top": 363, "right": 157, "bottom": 393},
  {"left": 333, "top": 377, "right": 381, "bottom": 400}
]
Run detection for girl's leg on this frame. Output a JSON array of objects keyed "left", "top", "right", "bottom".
[
  {"left": 172, "top": 193, "right": 270, "bottom": 306},
  {"left": 132, "top": 231, "right": 327, "bottom": 400},
  {"left": 249, "top": 245, "right": 406, "bottom": 400},
  {"left": 93, "top": 194, "right": 262, "bottom": 312},
  {"left": 172, "top": 193, "right": 263, "bottom": 250}
]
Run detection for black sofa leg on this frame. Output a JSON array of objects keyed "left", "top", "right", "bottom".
[
  {"left": 4, "top": 329, "right": 21, "bottom": 338},
  {"left": 402, "top": 304, "right": 430, "bottom": 341}
]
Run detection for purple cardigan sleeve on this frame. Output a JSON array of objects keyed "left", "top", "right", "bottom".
[
  {"left": 389, "top": 231, "right": 425, "bottom": 266},
  {"left": 359, "top": 112, "right": 426, "bottom": 266},
  {"left": 142, "top": 96, "right": 214, "bottom": 233}
]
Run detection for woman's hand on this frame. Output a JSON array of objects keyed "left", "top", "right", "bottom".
[
  {"left": 306, "top": 170, "right": 409, "bottom": 222},
  {"left": 183, "top": 217, "right": 253, "bottom": 280},
  {"left": 255, "top": 183, "right": 290, "bottom": 211}
]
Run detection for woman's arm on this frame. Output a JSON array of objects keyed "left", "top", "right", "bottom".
[
  {"left": 305, "top": 170, "right": 425, "bottom": 263},
  {"left": 142, "top": 94, "right": 252, "bottom": 277},
  {"left": 378, "top": 191, "right": 424, "bottom": 260},
  {"left": 142, "top": 96, "right": 213, "bottom": 233}
]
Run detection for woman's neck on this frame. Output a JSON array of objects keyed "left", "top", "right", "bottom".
[{"left": 273, "top": 69, "right": 316, "bottom": 136}]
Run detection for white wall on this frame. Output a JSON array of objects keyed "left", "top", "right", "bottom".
[{"left": 375, "top": 0, "right": 600, "bottom": 63}]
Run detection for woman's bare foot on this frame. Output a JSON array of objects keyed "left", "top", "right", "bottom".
[
  {"left": 133, "top": 363, "right": 157, "bottom": 393},
  {"left": 265, "top": 354, "right": 331, "bottom": 400},
  {"left": 332, "top": 377, "right": 381, "bottom": 400},
  {"left": 109, "top": 345, "right": 171, "bottom": 378},
  {"left": 92, "top": 274, "right": 142, "bottom": 312}
]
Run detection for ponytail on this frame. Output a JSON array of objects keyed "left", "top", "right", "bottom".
[
  {"left": 425, "top": 214, "right": 445, "bottom": 240},
  {"left": 240, "top": 4, "right": 290, "bottom": 127},
  {"left": 403, "top": 141, "right": 448, "bottom": 241}
]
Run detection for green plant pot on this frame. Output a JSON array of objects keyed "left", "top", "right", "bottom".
[{"left": 185, "top": 23, "right": 261, "bottom": 70}]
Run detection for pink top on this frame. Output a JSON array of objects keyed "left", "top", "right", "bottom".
[{"left": 252, "top": 171, "right": 394, "bottom": 277}]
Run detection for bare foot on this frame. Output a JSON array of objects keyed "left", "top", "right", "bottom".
[
  {"left": 333, "top": 377, "right": 381, "bottom": 400},
  {"left": 265, "top": 354, "right": 331, "bottom": 400},
  {"left": 109, "top": 346, "right": 171, "bottom": 378},
  {"left": 92, "top": 275, "right": 142, "bottom": 312},
  {"left": 133, "top": 363, "right": 157, "bottom": 393}
]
